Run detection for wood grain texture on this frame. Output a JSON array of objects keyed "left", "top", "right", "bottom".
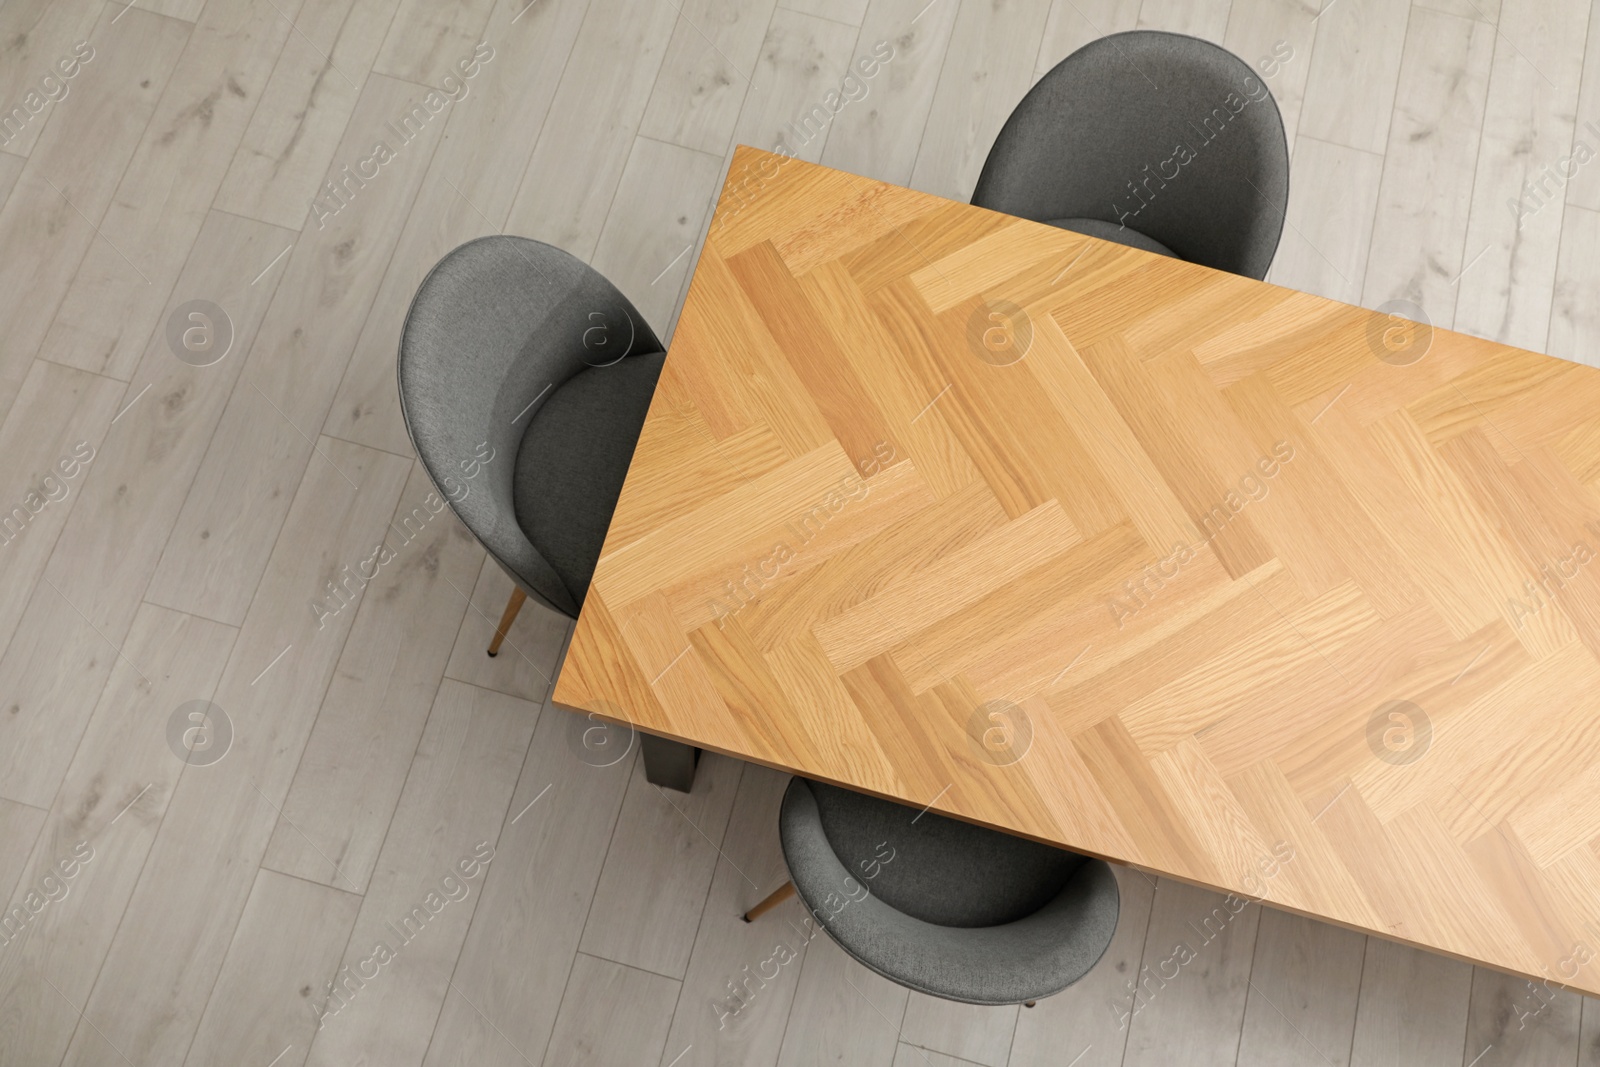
[
  {"left": 0, "top": 604, "right": 234, "bottom": 1066},
  {"left": 1349, "top": 936, "right": 1472, "bottom": 1067},
  {"left": 18, "top": 2, "right": 1600, "bottom": 1064},
  {"left": 556, "top": 145, "right": 1600, "bottom": 997},
  {"left": 261, "top": 463, "right": 481, "bottom": 893}
]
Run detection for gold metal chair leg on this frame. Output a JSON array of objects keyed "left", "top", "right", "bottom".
[
  {"left": 487, "top": 587, "right": 527, "bottom": 657},
  {"left": 742, "top": 881, "right": 795, "bottom": 923}
]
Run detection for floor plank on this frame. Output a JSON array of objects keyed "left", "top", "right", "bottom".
[
  {"left": 900, "top": 995, "right": 1019, "bottom": 1067},
  {"left": 1549, "top": 204, "right": 1600, "bottom": 369},
  {"left": 640, "top": 0, "right": 779, "bottom": 157},
  {"left": 1268, "top": 135, "right": 1385, "bottom": 306},
  {"left": 1579, "top": 994, "right": 1600, "bottom": 1066},
  {"left": 441, "top": 556, "right": 572, "bottom": 703},
  {"left": 0, "top": 359, "right": 124, "bottom": 658},
  {"left": 0, "top": 604, "right": 234, "bottom": 1067},
  {"left": 211, "top": 0, "right": 398, "bottom": 229},
  {"left": 0, "top": 152, "right": 24, "bottom": 202},
  {"left": 1221, "top": 0, "right": 1318, "bottom": 149},
  {"left": 1361, "top": 4, "right": 1495, "bottom": 329},
  {"left": 655, "top": 764, "right": 809, "bottom": 1067},
  {"left": 321, "top": 0, "right": 594, "bottom": 458},
  {"left": 780, "top": 0, "right": 868, "bottom": 31},
  {"left": 1452, "top": 0, "right": 1591, "bottom": 349},
  {"left": 38, "top": 209, "right": 291, "bottom": 641},
  {"left": 1563, "top": 2, "right": 1600, "bottom": 214},
  {"left": 501, "top": 0, "right": 681, "bottom": 259},
  {"left": 592, "top": 135, "right": 726, "bottom": 333},
  {"left": 1459, "top": 965, "right": 1582, "bottom": 1067},
  {"left": 1137, "top": 0, "right": 1233, "bottom": 40},
  {"left": 894, "top": 1045, "right": 988, "bottom": 1067},
  {"left": 543, "top": 951, "right": 681, "bottom": 1065},
  {"left": 418, "top": 704, "right": 635, "bottom": 1067},
  {"left": 0, "top": 799, "right": 45, "bottom": 910},
  {"left": 1235, "top": 907, "right": 1366, "bottom": 1067},
  {"left": 0, "top": 0, "right": 107, "bottom": 159},
  {"left": 0, "top": 4, "right": 192, "bottom": 425},
  {"left": 303, "top": 679, "right": 537, "bottom": 1067},
  {"left": 1348, "top": 936, "right": 1473, "bottom": 1067},
  {"left": 776, "top": 933, "right": 908, "bottom": 1067},
  {"left": 1416, "top": 0, "right": 1501, "bottom": 22},
  {"left": 579, "top": 752, "right": 744, "bottom": 980},
  {"left": 56, "top": 438, "right": 409, "bottom": 1067},
  {"left": 372, "top": 0, "right": 496, "bottom": 85},
  {"left": 1036, "top": 0, "right": 1142, "bottom": 76},
  {"left": 729, "top": 9, "right": 863, "bottom": 166},
  {"left": 145, "top": 73, "right": 447, "bottom": 625},
  {"left": 182, "top": 869, "right": 362, "bottom": 1067},
  {"left": 262, "top": 464, "right": 483, "bottom": 892},
  {"left": 907, "top": 0, "right": 1052, "bottom": 203},
  {"left": 35, "top": 0, "right": 296, "bottom": 381},
  {"left": 817, "top": 0, "right": 961, "bottom": 187},
  {"left": 1295, "top": 0, "right": 1410, "bottom": 155},
  {"left": 0, "top": 584, "right": 124, "bottom": 812},
  {"left": 1120, "top": 878, "right": 1263, "bottom": 1067}
]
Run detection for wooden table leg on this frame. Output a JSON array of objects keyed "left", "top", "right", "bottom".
[{"left": 641, "top": 734, "right": 699, "bottom": 791}]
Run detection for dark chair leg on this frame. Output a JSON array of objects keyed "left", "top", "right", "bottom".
[
  {"left": 742, "top": 881, "right": 795, "bottom": 923},
  {"left": 641, "top": 734, "right": 700, "bottom": 792},
  {"left": 487, "top": 587, "right": 527, "bottom": 657}
]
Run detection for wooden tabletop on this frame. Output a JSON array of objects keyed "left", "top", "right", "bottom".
[{"left": 554, "top": 145, "right": 1600, "bottom": 994}]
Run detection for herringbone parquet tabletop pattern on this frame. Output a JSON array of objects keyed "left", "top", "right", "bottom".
[{"left": 557, "top": 145, "right": 1600, "bottom": 997}]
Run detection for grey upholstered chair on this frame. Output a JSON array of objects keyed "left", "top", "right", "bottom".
[
  {"left": 743, "top": 778, "right": 1120, "bottom": 1006},
  {"left": 397, "top": 235, "right": 664, "bottom": 652},
  {"left": 971, "top": 30, "right": 1289, "bottom": 279}
]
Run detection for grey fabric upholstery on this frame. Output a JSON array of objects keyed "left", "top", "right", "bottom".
[
  {"left": 513, "top": 352, "right": 664, "bottom": 606},
  {"left": 398, "top": 235, "right": 663, "bottom": 618},
  {"left": 1046, "top": 216, "right": 1177, "bottom": 259},
  {"left": 972, "top": 31, "right": 1289, "bottom": 279},
  {"left": 805, "top": 779, "right": 1084, "bottom": 927},
  {"left": 779, "top": 779, "right": 1120, "bottom": 1005}
]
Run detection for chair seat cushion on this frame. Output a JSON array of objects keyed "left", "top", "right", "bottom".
[
  {"left": 512, "top": 353, "right": 665, "bottom": 605},
  {"left": 779, "top": 778, "right": 1120, "bottom": 1004},
  {"left": 1047, "top": 216, "right": 1177, "bottom": 259},
  {"left": 801, "top": 779, "right": 1084, "bottom": 927}
]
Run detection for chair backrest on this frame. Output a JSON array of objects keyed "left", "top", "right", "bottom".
[
  {"left": 397, "top": 235, "right": 661, "bottom": 617},
  {"left": 800, "top": 778, "right": 1085, "bottom": 928},
  {"left": 971, "top": 31, "right": 1289, "bottom": 279}
]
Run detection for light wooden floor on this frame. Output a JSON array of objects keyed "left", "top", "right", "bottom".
[{"left": 2, "top": 0, "right": 1600, "bottom": 1063}]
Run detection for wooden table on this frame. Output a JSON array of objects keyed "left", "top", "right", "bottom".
[{"left": 553, "top": 146, "right": 1600, "bottom": 996}]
